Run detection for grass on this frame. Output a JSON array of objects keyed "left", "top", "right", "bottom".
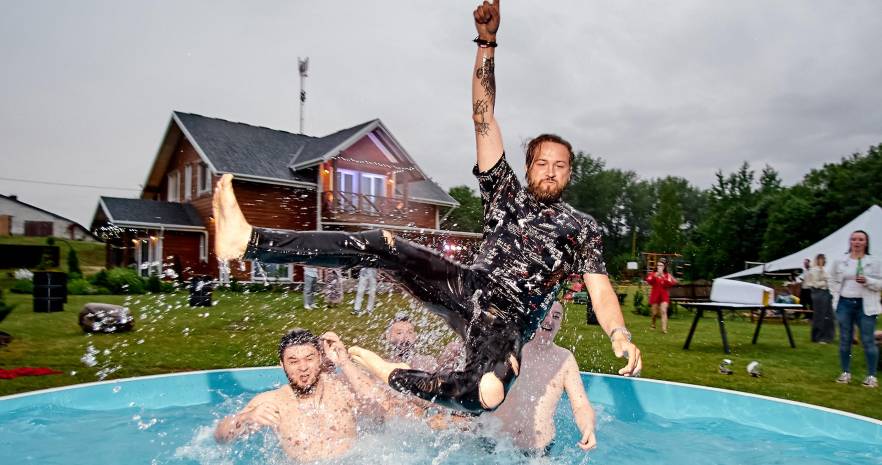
[
  {"left": 0, "top": 285, "right": 879, "bottom": 420},
  {"left": 0, "top": 236, "right": 106, "bottom": 288}
]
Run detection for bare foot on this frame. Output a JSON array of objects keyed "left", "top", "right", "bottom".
[
  {"left": 212, "top": 174, "right": 252, "bottom": 260},
  {"left": 348, "top": 346, "right": 409, "bottom": 383}
]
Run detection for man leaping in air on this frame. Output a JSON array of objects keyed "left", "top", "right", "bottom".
[{"left": 212, "top": 0, "right": 641, "bottom": 415}]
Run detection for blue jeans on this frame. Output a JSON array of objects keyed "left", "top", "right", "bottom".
[
  {"left": 303, "top": 274, "right": 317, "bottom": 307},
  {"left": 836, "top": 297, "right": 879, "bottom": 376}
]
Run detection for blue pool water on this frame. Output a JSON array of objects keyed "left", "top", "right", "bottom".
[{"left": 1, "top": 368, "right": 880, "bottom": 464}]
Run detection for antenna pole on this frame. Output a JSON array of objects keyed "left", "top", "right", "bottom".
[{"left": 298, "top": 57, "right": 309, "bottom": 134}]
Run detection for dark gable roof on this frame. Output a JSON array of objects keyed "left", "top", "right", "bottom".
[
  {"left": 289, "top": 120, "right": 377, "bottom": 167},
  {"left": 174, "top": 112, "right": 373, "bottom": 184},
  {"left": 101, "top": 197, "right": 205, "bottom": 228},
  {"left": 173, "top": 112, "right": 455, "bottom": 206}
]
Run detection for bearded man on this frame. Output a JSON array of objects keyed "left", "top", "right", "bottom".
[
  {"left": 214, "top": 329, "right": 382, "bottom": 461},
  {"left": 211, "top": 0, "right": 640, "bottom": 415}
]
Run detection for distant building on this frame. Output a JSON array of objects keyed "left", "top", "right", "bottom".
[
  {"left": 91, "top": 111, "right": 479, "bottom": 281},
  {"left": 0, "top": 194, "right": 94, "bottom": 241}
]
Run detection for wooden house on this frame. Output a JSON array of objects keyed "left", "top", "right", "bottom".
[{"left": 91, "top": 112, "right": 479, "bottom": 282}]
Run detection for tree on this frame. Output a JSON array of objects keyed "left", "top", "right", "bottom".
[
  {"left": 68, "top": 247, "right": 82, "bottom": 278},
  {"left": 443, "top": 185, "right": 483, "bottom": 233},
  {"left": 646, "top": 178, "right": 685, "bottom": 254}
]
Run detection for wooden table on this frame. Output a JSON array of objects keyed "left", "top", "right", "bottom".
[{"left": 679, "top": 302, "right": 804, "bottom": 354}]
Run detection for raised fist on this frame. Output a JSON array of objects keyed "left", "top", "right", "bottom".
[{"left": 473, "top": 0, "right": 500, "bottom": 40}]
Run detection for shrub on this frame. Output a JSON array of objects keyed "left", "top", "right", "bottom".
[
  {"left": 160, "top": 281, "right": 177, "bottom": 293},
  {"left": 146, "top": 275, "right": 161, "bottom": 293},
  {"left": 89, "top": 269, "right": 110, "bottom": 289},
  {"left": 10, "top": 279, "right": 33, "bottom": 294},
  {"left": 105, "top": 268, "right": 146, "bottom": 294},
  {"left": 67, "top": 278, "right": 98, "bottom": 295},
  {"left": 67, "top": 248, "right": 82, "bottom": 279},
  {"left": 632, "top": 289, "right": 649, "bottom": 315},
  {"left": 46, "top": 237, "right": 55, "bottom": 246},
  {"left": 0, "top": 289, "right": 14, "bottom": 323},
  {"left": 218, "top": 278, "right": 246, "bottom": 293}
]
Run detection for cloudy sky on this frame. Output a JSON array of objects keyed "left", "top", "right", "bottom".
[{"left": 1, "top": 0, "right": 881, "bottom": 227}]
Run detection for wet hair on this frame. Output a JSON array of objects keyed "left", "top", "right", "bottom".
[
  {"left": 848, "top": 230, "right": 871, "bottom": 255},
  {"left": 525, "top": 134, "right": 575, "bottom": 169},
  {"left": 278, "top": 328, "right": 320, "bottom": 361}
]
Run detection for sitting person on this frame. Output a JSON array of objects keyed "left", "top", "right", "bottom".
[
  {"left": 214, "top": 328, "right": 385, "bottom": 461},
  {"left": 479, "top": 302, "right": 596, "bottom": 454}
]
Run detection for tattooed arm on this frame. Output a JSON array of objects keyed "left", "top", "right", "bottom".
[{"left": 472, "top": 0, "right": 504, "bottom": 172}]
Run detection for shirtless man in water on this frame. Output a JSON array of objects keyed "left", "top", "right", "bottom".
[
  {"left": 214, "top": 328, "right": 384, "bottom": 461},
  {"left": 481, "top": 302, "right": 596, "bottom": 454}
]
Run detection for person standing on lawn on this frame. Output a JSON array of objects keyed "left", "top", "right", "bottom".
[{"left": 830, "top": 230, "right": 880, "bottom": 388}]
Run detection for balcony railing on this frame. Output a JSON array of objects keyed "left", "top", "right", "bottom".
[{"left": 322, "top": 191, "right": 407, "bottom": 217}]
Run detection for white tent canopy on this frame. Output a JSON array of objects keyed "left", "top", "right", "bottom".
[{"left": 723, "top": 205, "right": 882, "bottom": 279}]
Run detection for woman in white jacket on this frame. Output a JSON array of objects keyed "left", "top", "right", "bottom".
[{"left": 829, "top": 230, "right": 881, "bottom": 388}]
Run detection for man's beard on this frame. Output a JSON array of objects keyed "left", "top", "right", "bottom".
[
  {"left": 527, "top": 177, "right": 565, "bottom": 203},
  {"left": 286, "top": 371, "right": 320, "bottom": 395}
]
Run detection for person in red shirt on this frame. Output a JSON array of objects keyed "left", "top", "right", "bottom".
[{"left": 646, "top": 259, "right": 677, "bottom": 333}]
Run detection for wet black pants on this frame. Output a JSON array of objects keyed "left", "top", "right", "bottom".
[{"left": 244, "top": 227, "right": 522, "bottom": 414}]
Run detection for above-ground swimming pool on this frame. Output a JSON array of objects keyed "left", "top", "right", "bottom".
[{"left": 1, "top": 368, "right": 880, "bottom": 465}]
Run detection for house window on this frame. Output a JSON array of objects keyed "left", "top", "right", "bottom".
[
  {"left": 167, "top": 171, "right": 180, "bottom": 202},
  {"left": 333, "top": 169, "right": 387, "bottom": 212},
  {"left": 250, "top": 262, "right": 292, "bottom": 282},
  {"left": 197, "top": 162, "right": 212, "bottom": 194},
  {"left": 184, "top": 165, "right": 192, "bottom": 200},
  {"left": 334, "top": 169, "right": 358, "bottom": 210},
  {"left": 360, "top": 173, "right": 386, "bottom": 213}
]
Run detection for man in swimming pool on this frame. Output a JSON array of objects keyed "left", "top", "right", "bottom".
[
  {"left": 211, "top": 0, "right": 640, "bottom": 415},
  {"left": 214, "top": 328, "right": 385, "bottom": 461},
  {"left": 480, "top": 302, "right": 596, "bottom": 454}
]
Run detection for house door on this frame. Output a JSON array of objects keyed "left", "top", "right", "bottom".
[{"left": 135, "top": 237, "right": 163, "bottom": 277}]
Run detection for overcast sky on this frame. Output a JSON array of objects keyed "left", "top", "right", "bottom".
[{"left": 2, "top": 1, "right": 881, "bottom": 227}]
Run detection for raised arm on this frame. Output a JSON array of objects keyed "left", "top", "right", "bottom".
[
  {"left": 321, "top": 333, "right": 393, "bottom": 411},
  {"left": 472, "top": 0, "right": 504, "bottom": 172}
]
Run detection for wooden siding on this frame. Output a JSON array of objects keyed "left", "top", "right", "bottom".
[{"left": 226, "top": 179, "right": 317, "bottom": 281}]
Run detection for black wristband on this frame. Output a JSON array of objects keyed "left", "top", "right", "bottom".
[{"left": 473, "top": 36, "right": 498, "bottom": 48}]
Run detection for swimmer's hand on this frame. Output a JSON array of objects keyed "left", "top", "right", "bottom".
[
  {"left": 320, "top": 332, "right": 349, "bottom": 365},
  {"left": 612, "top": 338, "right": 642, "bottom": 377},
  {"left": 240, "top": 403, "right": 281, "bottom": 431},
  {"left": 577, "top": 428, "right": 597, "bottom": 451}
]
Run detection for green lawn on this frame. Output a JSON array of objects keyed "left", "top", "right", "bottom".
[
  {"left": 0, "top": 285, "right": 879, "bottom": 420},
  {"left": 0, "top": 236, "right": 106, "bottom": 288}
]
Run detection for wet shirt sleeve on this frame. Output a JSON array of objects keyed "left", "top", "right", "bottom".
[
  {"left": 575, "top": 217, "right": 608, "bottom": 275},
  {"left": 472, "top": 154, "right": 519, "bottom": 205}
]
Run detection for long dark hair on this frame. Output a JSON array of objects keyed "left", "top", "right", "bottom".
[{"left": 847, "top": 230, "right": 871, "bottom": 255}]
